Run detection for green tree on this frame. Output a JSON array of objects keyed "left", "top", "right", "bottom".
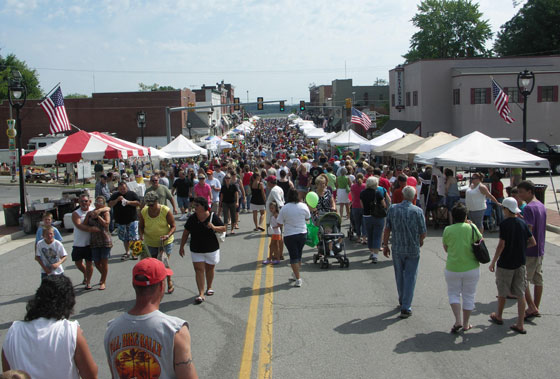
[
  {"left": 403, "top": 0, "right": 492, "bottom": 63},
  {"left": 138, "top": 82, "right": 177, "bottom": 91},
  {"left": 65, "top": 93, "right": 89, "bottom": 99},
  {"left": 494, "top": 0, "right": 560, "bottom": 57},
  {"left": 0, "top": 53, "right": 43, "bottom": 101}
]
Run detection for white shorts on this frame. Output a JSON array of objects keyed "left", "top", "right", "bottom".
[{"left": 191, "top": 250, "right": 220, "bottom": 265}]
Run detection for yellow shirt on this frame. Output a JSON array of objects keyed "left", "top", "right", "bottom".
[{"left": 141, "top": 205, "right": 174, "bottom": 247}]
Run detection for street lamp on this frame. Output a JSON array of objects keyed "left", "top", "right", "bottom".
[
  {"left": 137, "top": 110, "right": 146, "bottom": 145},
  {"left": 517, "top": 69, "right": 535, "bottom": 179},
  {"left": 8, "top": 70, "right": 27, "bottom": 216},
  {"left": 186, "top": 120, "right": 193, "bottom": 139},
  {"left": 211, "top": 119, "right": 217, "bottom": 137}
]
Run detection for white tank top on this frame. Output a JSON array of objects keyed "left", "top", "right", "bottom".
[
  {"left": 72, "top": 206, "right": 93, "bottom": 247},
  {"left": 2, "top": 318, "right": 79, "bottom": 379},
  {"left": 466, "top": 184, "right": 487, "bottom": 212}
]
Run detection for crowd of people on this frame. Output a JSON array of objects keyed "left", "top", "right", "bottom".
[{"left": 1, "top": 117, "right": 549, "bottom": 377}]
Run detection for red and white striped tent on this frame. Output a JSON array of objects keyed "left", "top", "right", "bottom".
[{"left": 21, "top": 131, "right": 153, "bottom": 165}]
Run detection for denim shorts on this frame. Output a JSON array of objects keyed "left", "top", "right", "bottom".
[
  {"left": 283, "top": 233, "right": 307, "bottom": 264},
  {"left": 148, "top": 243, "right": 173, "bottom": 258},
  {"left": 177, "top": 196, "right": 190, "bottom": 209},
  {"left": 92, "top": 247, "right": 111, "bottom": 262},
  {"left": 117, "top": 221, "right": 139, "bottom": 242}
]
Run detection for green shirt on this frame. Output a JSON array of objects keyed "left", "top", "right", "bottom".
[
  {"left": 442, "top": 223, "right": 481, "bottom": 272},
  {"left": 336, "top": 175, "right": 349, "bottom": 191},
  {"left": 145, "top": 185, "right": 173, "bottom": 207}
]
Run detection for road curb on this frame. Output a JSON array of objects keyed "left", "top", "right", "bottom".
[
  {"left": 0, "top": 230, "right": 26, "bottom": 245},
  {"left": 546, "top": 223, "right": 560, "bottom": 235}
]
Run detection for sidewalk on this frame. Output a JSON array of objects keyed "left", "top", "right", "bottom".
[{"left": 0, "top": 210, "right": 25, "bottom": 244}]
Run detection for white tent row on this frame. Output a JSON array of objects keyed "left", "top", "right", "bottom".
[
  {"left": 303, "top": 128, "right": 327, "bottom": 138},
  {"left": 318, "top": 132, "right": 339, "bottom": 147},
  {"left": 205, "top": 136, "right": 233, "bottom": 151},
  {"left": 328, "top": 130, "right": 369, "bottom": 147},
  {"left": 160, "top": 135, "right": 207, "bottom": 158},
  {"left": 359, "top": 128, "right": 406, "bottom": 152},
  {"left": 392, "top": 132, "right": 457, "bottom": 162}
]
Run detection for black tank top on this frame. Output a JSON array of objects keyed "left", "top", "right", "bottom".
[
  {"left": 277, "top": 180, "right": 291, "bottom": 197},
  {"left": 250, "top": 183, "right": 265, "bottom": 205}
]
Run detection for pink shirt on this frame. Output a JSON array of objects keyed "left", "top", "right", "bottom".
[
  {"left": 351, "top": 183, "right": 366, "bottom": 209},
  {"left": 194, "top": 183, "right": 212, "bottom": 204}
]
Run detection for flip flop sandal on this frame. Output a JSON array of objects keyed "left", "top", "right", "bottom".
[
  {"left": 194, "top": 296, "right": 205, "bottom": 304},
  {"left": 490, "top": 313, "right": 504, "bottom": 325},
  {"left": 510, "top": 325, "right": 527, "bottom": 334},
  {"left": 167, "top": 284, "right": 175, "bottom": 294},
  {"left": 82, "top": 279, "right": 87, "bottom": 285},
  {"left": 451, "top": 324, "right": 462, "bottom": 334},
  {"left": 84, "top": 285, "right": 93, "bottom": 290},
  {"left": 206, "top": 289, "right": 215, "bottom": 296},
  {"left": 121, "top": 253, "right": 130, "bottom": 261},
  {"left": 99, "top": 284, "right": 106, "bottom": 291}
]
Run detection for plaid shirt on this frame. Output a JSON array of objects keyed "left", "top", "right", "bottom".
[{"left": 386, "top": 200, "right": 427, "bottom": 256}]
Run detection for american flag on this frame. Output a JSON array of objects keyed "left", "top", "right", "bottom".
[
  {"left": 351, "top": 107, "right": 371, "bottom": 130},
  {"left": 492, "top": 79, "right": 515, "bottom": 124},
  {"left": 40, "top": 86, "right": 72, "bottom": 134}
]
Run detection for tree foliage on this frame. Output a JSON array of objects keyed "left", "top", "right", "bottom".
[
  {"left": 0, "top": 53, "right": 43, "bottom": 101},
  {"left": 138, "top": 82, "right": 177, "bottom": 91},
  {"left": 403, "top": 0, "right": 492, "bottom": 63},
  {"left": 65, "top": 93, "right": 89, "bottom": 99},
  {"left": 494, "top": 0, "right": 560, "bottom": 57}
]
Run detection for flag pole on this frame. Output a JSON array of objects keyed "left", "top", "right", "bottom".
[
  {"left": 70, "top": 123, "right": 81, "bottom": 132},
  {"left": 38, "top": 82, "right": 61, "bottom": 104}
]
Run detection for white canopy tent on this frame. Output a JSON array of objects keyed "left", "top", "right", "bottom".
[
  {"left": 205, "top": 136, "right": 233, "bottom": 151},
  {"left": 392, "top": 132, "right": 457, "bottom": 162},
  {"left": 160, "top": 135, "right": 207, "bottom": 158},
  {"left": 328, "top": 130, "right": 369, "bottom": 147},
  {"left": 304, "top": 128, "right": 327, "bottom": 138},
  {"left": 372, "top": 133, "right": 424, "bottom": 156},
  {"left": 318, "top": 132, "right": 338, "bottom": 147},
  {"left": 359, "top": 128, "right": 406, "bottom": 152},
  {"left": 414, "top": 131, "right": 550, "bottom": 169}
]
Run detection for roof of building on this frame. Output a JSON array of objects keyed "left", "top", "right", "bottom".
[
  {"left": 452, "top": 64, "right": 559, "bottom": 76},
  {"left": 381, "top": 120, "right": 421, "bottom": 134}
]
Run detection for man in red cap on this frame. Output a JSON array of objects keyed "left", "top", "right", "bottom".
[{"left": 104, "top": 258, "right": 198, "bottom": 378}]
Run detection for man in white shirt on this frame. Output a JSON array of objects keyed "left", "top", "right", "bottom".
[
  {"left": 213, "top": 165, "right": 226, "bottom": 185},
  {"left": 206, "top": 170, "right": 221, "bottom": 213}
]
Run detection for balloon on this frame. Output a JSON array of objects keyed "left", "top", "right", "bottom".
[
  {"left": 306, "top": 191, "right": 319, "bottom": 208},
  {"left": 407, "top": 177, "right": 418, "bottom": 187}
]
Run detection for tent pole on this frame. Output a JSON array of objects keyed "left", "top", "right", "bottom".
[{"left": 548, "top": 170, "right": 560, "bottom": 214}]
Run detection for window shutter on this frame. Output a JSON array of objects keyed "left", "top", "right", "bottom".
[
  {"left": 554, "top": 86, "right": 559, "bottom": 102},
  {"left": 537, "top": 86, "right": 543, "bottom": 102},
  {"left": 470, "top": 88, "right": 475, "bottom": 104},
  {"left": 485, "top": 88, "right": 491, "bottom": 104}
]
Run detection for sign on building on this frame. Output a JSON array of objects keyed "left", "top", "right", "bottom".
[{"left": 395, "top": 66, "right": 405, "bottom": 110}]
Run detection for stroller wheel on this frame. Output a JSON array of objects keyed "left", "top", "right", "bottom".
[
  {"left": 321, "top": 259, "right": 329, "bottom": 269},
  {"left": 344, "top": 257, "right": 350, "bottom": 268},
  {"left": 313, "top": 254, "right": 318, "bottom": 264}
]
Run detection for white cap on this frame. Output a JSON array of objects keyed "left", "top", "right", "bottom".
[{"left": 502, "top": 197, "right": 521, "bottom": 214}]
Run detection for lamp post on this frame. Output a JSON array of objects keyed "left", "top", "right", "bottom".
[
  {"left": 186, "top": 121, "right": 192, "bottom": 139},
  {"left": 8, "top": 71, "right": 27, "bottom": 216},
  {"left": 517, "top": 69, "right": 535, "bottom": 179},
  {"left": 211, "top": 119, "right": 216, "bottom": 137},
  {"left": 137, "top": 110, "right": 146, "bottom": 145}
]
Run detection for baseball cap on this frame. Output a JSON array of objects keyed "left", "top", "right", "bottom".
[
  {"left": 132, "top": 258, "right": 173, "bottom": 286},
  {"left": 121, "top": 173, "right": 129, "bottom": 179},
  {"left": 198, "top": 174, "right": 206, "bottom": 180},
  {"left": 206, "top": 169, "right": 213, "bottom": 175},
  {"left": 502, "top": 197, "right": 521, "bottom": 214},
  {"left": 265, "top": 175, "right": 277, "bottom": 183}
]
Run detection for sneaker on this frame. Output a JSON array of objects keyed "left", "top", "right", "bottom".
[
  {"left": 371, "top": 256, "right": 378, "bottom": 264},
  {"left": 262, "top": 259, "right": 271, "bottom": 265},
  {"left": 289, "top": 272, "right": 297, "bottom": 281},
  {"left": 329, "top": 250, "right": 335, "bottom": 257},
  {"left": 294, "top": 278, "right": 303, "bottom": 287},
  {"left": 400, "top": 310, "right": 412, "bottom": 319},
  {"left": 179, "top": 214, "right": 187, "bottom": 221},
  {"left": 271, "top": 260, "right": 280, "bottom": 265}
]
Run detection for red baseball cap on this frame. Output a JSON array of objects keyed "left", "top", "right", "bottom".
[
  {"left": 132, "top": 258, "right": 173, "bottom": 286},
  {"left": 206, "top": 169, "right": 213, "bottom": 175}
]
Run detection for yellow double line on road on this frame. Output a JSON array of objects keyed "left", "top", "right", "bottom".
[{"left": 238, "top": 231, "right": 274, "bottom": 379}]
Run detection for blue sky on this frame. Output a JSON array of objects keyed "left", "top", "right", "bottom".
[{"left": 0, "top": 0, "right": 523, "bottom": 104}]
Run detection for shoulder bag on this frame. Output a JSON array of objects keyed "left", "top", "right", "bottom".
[
  {"left": 371, "top": 191, "right": 387, "bottom": 218},
  {"left": 210, "top": 212, "right": 226, "bottom": 244},
  {"left": 471, "top": 224, "right": 490, "bottom": 264}
]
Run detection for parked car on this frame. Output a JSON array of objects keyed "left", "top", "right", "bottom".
[{"left": 503, "top": 140, "right": 560, "bottom": 174}]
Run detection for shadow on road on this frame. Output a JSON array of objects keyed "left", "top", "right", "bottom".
[
  {"left": 393, "top": 324, "right": 515, "bottom": 353},
  {"left": 73, "top": 299, "right": 135, "bottom": 319},
  {"left": 232, "top": 281, "right": 293, "bottom": 299},
  {"left": 334, "top": 309, "right": 401, "bottom": 334}
]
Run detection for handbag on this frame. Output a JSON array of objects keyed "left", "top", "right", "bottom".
[
  {"left": 305, "top": 219, "right": 319, "bottom": 247},
  {"left": 371, "top": 192, "right": 387, "bottom": 218},
  {"left": 157, "top": 240, "right": 170, "bottom": 268},
  {"left": 471, "top": 224, "right": 490, "bottom": 264},
  {"left": 210, "top": 212, "right": 226, "bottom": 244}
]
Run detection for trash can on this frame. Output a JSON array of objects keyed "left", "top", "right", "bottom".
[
  {"left": 534, "top": 184, "right": 547, "bottom": 203},
  {"left": 3, "top": 203, "right": 20, "bottom": 227}
]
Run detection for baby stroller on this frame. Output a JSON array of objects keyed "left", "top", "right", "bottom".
[{"left": 312, "top": 212, "right": 349, "bottom": 269}]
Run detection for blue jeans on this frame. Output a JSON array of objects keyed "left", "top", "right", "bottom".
[
  {"left": 351, "top": 208, "right": 364, "bottom": 237},
  {"left": 392, "top": 254, "right": 420, "bottom": 312},
  {"left": 363, "top": 216, "right": 385, "bottom": 249}
]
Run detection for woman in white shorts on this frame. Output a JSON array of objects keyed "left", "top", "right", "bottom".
[{"left": 179, "top": 197, "right": 226, "bottom": 304}]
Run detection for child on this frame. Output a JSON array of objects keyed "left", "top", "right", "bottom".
[
  {"left": 489, "top": 197, "right": 536, "bottom": 334},
  {"left": 35, "top": 212, "right": 63, "bottom": 245},
  {"left": 510, "top": 187, "right": 527, "bottom": 216},
  {"left": 35, "top": 226, "right": 68, "bottom": 279},
  {"left": 263, "top": 201, "right": 282, "bottom": 265}
]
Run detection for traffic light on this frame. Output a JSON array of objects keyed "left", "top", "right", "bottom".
[
  {"left": 299, "top": 100, "right": 305, "bottom": 111},
  {"left": 187, "top": 102, "right": 195, "bottom": 112},
  {"left": 234, "top": 97, "right": 240, "bottom": 111},
  {"left": 257, "top": 97, "right": 264, "bottom": 110},
  {"left": 279, "top": 101, "right": 285, "bottom": 112},
  {"left": 345, "top": 98, "right": 352, "bottom": 109}
]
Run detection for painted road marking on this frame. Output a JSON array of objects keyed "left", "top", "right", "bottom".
[{"left": 257, "top": 259, "right": 274, "bottom": 378}]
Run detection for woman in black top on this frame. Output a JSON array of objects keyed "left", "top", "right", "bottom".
[
  {"left": 360, "top": 176, "right": 387, "bottom": 263},
  {"left": 179, "top": 197, "right": 226, "bottom": 304},
  {"left": 277, "top": 169, "right": 293, "bottom": 198},
  {"left": 219, "top": 174, "right": 239, "bottom": 235},
  {"left": 250, "top": 172, "right": 266, "bottom": 231}
]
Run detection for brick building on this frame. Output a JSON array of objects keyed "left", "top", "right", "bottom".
[{"left": 0, "top": 89, "right": 196, "bottom": 149}]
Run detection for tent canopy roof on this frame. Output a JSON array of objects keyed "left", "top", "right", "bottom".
[
  {"left": 160, "top": 134, "right": 207, "bottom": 158},
  {"left": 392, "top": 132, "right": 457, "bottom": 161},
  {"left": 328, "top": 130, "right": 369, "bottom": 146},
  {"left": 359, "top": 128, "right": 406, "bottom": 152},
  {"left": 414, "top": 131, "right": 550, "bottom": 169},
  {"left": 372, "top": 133, "right": 424, "bottom": 156}
]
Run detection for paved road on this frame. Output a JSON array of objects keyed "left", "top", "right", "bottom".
[{"left": 1, "top": 211, "right": 559, "bottom": 378}]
